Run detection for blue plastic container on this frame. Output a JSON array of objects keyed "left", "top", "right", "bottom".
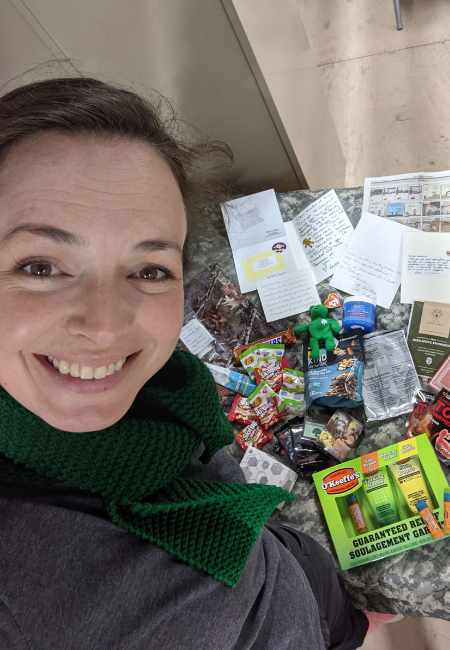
[{"left": 342, "top": 296, "right": 376, "bottom": 333}]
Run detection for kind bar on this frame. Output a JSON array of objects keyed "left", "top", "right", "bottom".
[
  {"left": 317, "top": 410, "right": 364, "bottom": 462},
  {"left": 231, "top": 328, "right": 296, "bottom": 364},
  {"left": 228, "top": 395, "right": 257, "bottom": 426},
  {"left": 248, "top": 380, "right": 285, "bottom": 430},
  {"left": 254, "top": 357, "right": 288, "bottom": 392},
  {"left": 239, "top": 344, "right": 260, "bottom": 379},
  {"left": 304, "top": 331, "right": 364, "bottom": 409},
  {"left": 413, "top": 389, "right": 450, "bottom": 466},
  {"left": 405, "top": 390, "right": 435, "bottom": 439},
  {"left": 282, "top": 368, "right": 305, "bottom": 393},
  {"left": 235, "top": 420, "right": 273, "bottom": 451}
]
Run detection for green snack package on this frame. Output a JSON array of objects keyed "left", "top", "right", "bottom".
[
  {"left": 282, "top": 368, "right": 305, "bottom": 393},
  {"left": 258, "top": 344, "right": 285, "bottom": 360},
  {"left": 239, "top": 344, "right": 261, "bottom": 379},
  {"left": 248, "top": 380, "right": 285, "bottom": 429},
  {"left": 278, "top": 389, "right": 304, "bottom": 415}
]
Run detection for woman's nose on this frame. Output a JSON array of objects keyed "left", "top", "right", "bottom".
[{"left": 65, "top": 278, "right": 135, "bottom": 348}]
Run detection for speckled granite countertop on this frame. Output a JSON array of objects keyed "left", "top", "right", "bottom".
[{"left": 185, "top": 187, "right": 450, "bottom": 620}]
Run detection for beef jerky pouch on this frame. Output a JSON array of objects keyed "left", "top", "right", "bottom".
[{"left": 303, "top": 331, "right": 364, "bottom": 409}]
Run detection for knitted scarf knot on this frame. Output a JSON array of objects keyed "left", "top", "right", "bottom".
[{"left": 0, "top": 350, "right": 292, "bottom": 586}]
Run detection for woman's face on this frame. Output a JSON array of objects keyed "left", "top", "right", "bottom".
[{"left": 0, "top": 133, "right": 186, "bottom": 432}]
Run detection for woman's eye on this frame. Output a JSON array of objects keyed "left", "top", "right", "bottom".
[
  {"left": 23, "top": 261, "right": 60, "bottom": 276},
  {"left": 136, "top": 267, "right": 167, "bottom": 280}
]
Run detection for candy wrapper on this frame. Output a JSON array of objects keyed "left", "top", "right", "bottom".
[
  {"left": 273, "top": 417, "right": 329, "bottom": 478},
  {"left": 413, "top": 389, "right": 450, "bottom": 466},
  {"left": 235, "top": 419, "right": 273, "bottom": 451},
  {"left": 231, "top": 329, "right": 296, "bottom": 364},
  {"left": 239, "top": 345, "right": 260, "bottom": 379},
  {"left": 258, "top": 344, "right": 285, "bottom": 360},
  {"left": 228, "top": 395, "right": 257, "bottom": 426},
  {"left": 282, "top": 368, "right": 305, "bottom": 393},
  {"left": 253, "top": 356, "right": 288, "bottom": 392},
  {"left": 316, "top": 410, "right": 364, "bottom": 462},
  {"left": 248, "top": 380, "right": 285, "bottom": 430},
  {"left": 405, "top": 390, "right": 435, "bottom": 439},
  {"left": 278, "top": 389, "right": 305, "bottom": 416}
]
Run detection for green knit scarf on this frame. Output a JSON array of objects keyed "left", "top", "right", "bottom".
[{"left": 0, "top": 350, "right": 292, "bottom": 587}]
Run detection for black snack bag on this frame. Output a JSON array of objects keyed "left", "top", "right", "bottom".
[
  {"left": 303, "top": 331, "right": 365, "bottom": 409},
  {"left": 274, "top": 418, "right": 330, "bottom": 477}
]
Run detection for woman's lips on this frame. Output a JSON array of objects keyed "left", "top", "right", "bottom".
[{"left": 34, "top": 351, "right": 141, "bottom": 394}]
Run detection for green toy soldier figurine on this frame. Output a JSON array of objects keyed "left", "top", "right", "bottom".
[{"left": 293, "top": 304, "right": 341, "bottom": 359}]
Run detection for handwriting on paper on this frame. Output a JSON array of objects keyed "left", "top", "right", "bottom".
[
  {"left": 292, "top": 190, "right": 353, "bottom": 284},
  {"left": 406, "top": 254, "right": 450, "bottom": 276},
  {"left": 180, "top": 318, "right": 214, "bottom": 356},
  {"left": 256, "top": 269, "right": 320, "bottom": 322}
]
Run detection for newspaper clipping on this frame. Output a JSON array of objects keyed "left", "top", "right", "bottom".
[{"left": 363, "top": 170, "right": 450, "bottom": 233}]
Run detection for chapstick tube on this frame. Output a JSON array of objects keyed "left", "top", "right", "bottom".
[
  {"left": 444, "top": 492, "right": 450, "bottom": 535},
  {"left": 415, "top": 500, "right": 444, "bottom": 540},
  {"left": 346, "top": 494, "right": 367, "bottom": 534}
]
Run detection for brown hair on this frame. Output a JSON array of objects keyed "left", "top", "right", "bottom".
[{"left": 0, "top": 77, "right": 233, "bottom": 266}]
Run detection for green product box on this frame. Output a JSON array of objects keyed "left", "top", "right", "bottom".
[{"left": 313, "top": 435, "right": 450, "bottom": 570}]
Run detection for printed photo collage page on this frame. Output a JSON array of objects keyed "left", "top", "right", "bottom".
[{"left": 368, "top": 178, "right": 450, "bottom": 232}]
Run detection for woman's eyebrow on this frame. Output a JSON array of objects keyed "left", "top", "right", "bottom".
[
  {"left": 0, "top": 223, "right": 86, "bottom": 247},
  {"left": 0, "top": 225, "right": 182, "bottom": 256},
  {"left": 131, "top": 239, "right": 183, "bottom": 255}
]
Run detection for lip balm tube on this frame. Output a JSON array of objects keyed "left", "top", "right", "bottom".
[
  {"left": 444, "top": 492, "right": 450, "bottom": 535},
  {"left": 415, "top": 500, "right": 444, "bottom": 540},
  {"left": 346, "top": 494, "right": 367, "bottom": 534}
]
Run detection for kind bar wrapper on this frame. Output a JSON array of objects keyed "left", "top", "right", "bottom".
[
  {"left": 239, "top": 344, "right": 260, "bottom": 379},
  {"left": 317, "top": 410, "right": 364, "bottom": 462},
  {"left": 235, "top": 420, "right": 273, "bottom": 451},
  {"left": 303, "top": 332, "right": 364, "bottom": 409},
  {"left": 231, "top": 328, "right": 296, "bottom": 364},
  {"left": 228, "top": 395, "right": 257, "bottom": 426},
  {"left": 362, "top": 329, "right": 421, "bottom": 422},
  {"left": 413, "top": 389, "right": 450, "bottom": 466},
  {"left": 282, "top": 368, "right": 305, "bottom": 393},
  {"left": 248, "top": 380, "right": 285, "bottom": 430}
]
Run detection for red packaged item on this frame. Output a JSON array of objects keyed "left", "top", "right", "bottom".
[
  {"left": 248, "top": 380, "right": 285, "bottom": 430},
  {"left": 428, "top": 355, "right": 450, "bottom": 393},
  {"left": 405, "top": 390, "right": 435, "bottom": 439},
  {"left": 235, "top": 420, "right": 273, "bottom": 451},
  {"left": 414, "top": 389, "right": 450, "bottom": 466},
  {"left": 228, "top": 395, "right": 257, "bottom": 426},
  {"left": 253, "top": 357, "right": 289, "bottom": 392}
]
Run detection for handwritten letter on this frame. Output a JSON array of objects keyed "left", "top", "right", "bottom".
[
  {"left": 406, "top": 255, "right": 450, "bottom": 276},
  {"left": 331, "top": 212, "right": 415, "bottom": 309},
  {"left": 292, "top": 190, "right": 353, "bottom": 284},
  {"left": 180, "top": 318, "right": 214, "bottom": 356},
  {"left": 256, "top": 270, "right": 320, "bottom": 322}
]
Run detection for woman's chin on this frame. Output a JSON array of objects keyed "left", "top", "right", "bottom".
[{"left": 30, "top": 400, "right": 132, "bottom": 433}]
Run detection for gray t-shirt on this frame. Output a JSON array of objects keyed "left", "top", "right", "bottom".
[{"left": 0, "top": 447, "right": 325, "bottom": 650}]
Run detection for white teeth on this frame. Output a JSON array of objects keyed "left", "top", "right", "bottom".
[
  {"left": 94, "top": 366, "right": 107, "bottom": 379},
  {"left": 58, "top": 360, "right": 70, "bottom": 375},
  {"left": 70, "top": 363, "right": 80, "bottom": 377},
  {"left": 80, "top": 366, "right": 94, "bottom": 380},
  {"left": 47, "top": 356, "right": 127, "bottom": 379}
]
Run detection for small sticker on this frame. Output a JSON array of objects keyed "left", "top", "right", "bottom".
[{"left": 272, "top": 242, "right": 286, "bottom": 253}]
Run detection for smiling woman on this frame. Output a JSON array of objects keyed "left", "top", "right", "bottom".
[{"left": 0, "top": 79, "right": 369, "bottom": 650}]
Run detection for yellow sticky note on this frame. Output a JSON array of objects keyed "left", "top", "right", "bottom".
[{"left": 242, "top": 250, "right": 287, "bottom": 282}]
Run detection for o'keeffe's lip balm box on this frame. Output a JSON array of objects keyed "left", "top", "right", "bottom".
[{"left": 313, "top": 435, "right": 450, "bottom": 570}]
